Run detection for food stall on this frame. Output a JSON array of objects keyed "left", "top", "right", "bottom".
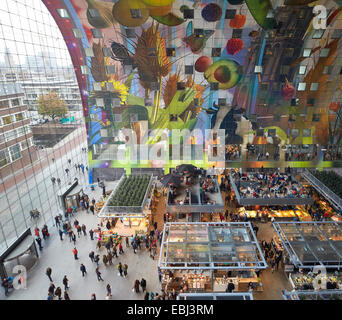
[
  {"left": 158, "top": 222, "right": 267, "bottom": 294},
  {"left": 237, "top": 206, "right": 311, "bottom": 220}
]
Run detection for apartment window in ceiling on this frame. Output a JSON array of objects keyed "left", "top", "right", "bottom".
[
  {"left": 106, "top": 65, "right": 116, "bottom": 74},
  {"left": 212, "top": 48, "right": 221, "bottom": 57},
  {"left": 177, "top": 82, "right": 185, "bottom": 90},
  {"left": 93, "top": 83, "right": 102, "bottom": 91},
  {"left": 9, "top": 143, "right": 21, "bottom": 162},
  {"left": 130, "top": 9, "right": 142, "bottom": 19},
  {"left": 105, "top": 82, "right": 114, "bottom": 91},
  {"left": 284, "top": 48, "right": 294, "bottom": 57},
  {"left": 91, "top": 29, "right": 103, "bottom": 38},
  {"left": 232, "top": 29, "right": 243, "bottom": 38},
  {"left": 125, "top": 29, "right": 136, "bottom": 38},
  {"left": 303, "top": 129, "right": 311, "bottom": 137},
  {"left": 96, "top": 98, "right": 104, "bottom": 107},
  {"left": 185, "top": 66, "right": 194, "bottom": 74},
  {"left": 313, "top": 29, "right": 324, "bottom": 39},
  {"left": 302, "top": 48, "right": 311, "bottom": 57},
  {"left": 297, "top": 82, "right": 306, "bottom": 91},
  {"left": 299, "top": 66, "right": 307, "bottom": 75},
  {"left": 88, "top": 9, "right": 101, "bottom": 18},
  {"left": 166, "top": 48, "right": 176, "bottom": 57},
  {"left": 274, "top": 115, "right": 281, "bottom": 122},
  {"left": 291, "top": 129, "right": 299, "bottom": 137},
  {"left": 322, "top": 66, "right": 331, "bottom": 75},
  {"left": 183, "top": 9, "right": 194, "bottom": 19},
  {"left": 280, "top": 65, "right": 290, "bottom": 75},
  {"left": 80, "top": 65, "right": 89, "bottom": 75},
  {"left": 84, "top": 48, "right": 94, "bottom": 57},
  {"left": 218, "top": 98, "right": 226, "bottom": 106},
  {"left": 114, "top": 114, "right": 122, "bottom": 122},
  {"left": 56, "top": 8, "right": 69, "bottom": 18},
  {"left": 312, "top": 114, "right": 320, "bottom": 122},
  {"left": 320, "top": 48, "right": 330, "bottom": 58},
  {"left": 310, "top": 83, "right": 319, "bottom": 91},
  {"left": 72, "top": 29, "right": 83, "bottom": 38},
  {"left": 112, "top": 98, "right": 121, "bottom": 107},
  {"left": 254, "top": 66, "right": 262, "bottom": 73},
  {"left": 332, "top": 29, "right": 342, "bottom": 39},
  {"left": 194, "top": 29, "right": 204, "bottom": 37},
  {"left": 225, "top": 9, "right": 236, "bottom": 19},
  {"left": 102, "top": 47, "right": 112, "bottom": 57},
  {"left": 210, "top": 83, "right": 219, "bottom": 91}
]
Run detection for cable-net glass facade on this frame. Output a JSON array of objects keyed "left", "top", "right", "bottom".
[{"left": 0, "top": 0, "right": 87, "bottom": 253}]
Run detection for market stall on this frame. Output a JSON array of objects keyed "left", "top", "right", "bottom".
[
  {"left": 237, "top": 206, "right": 311, "bottom": 220},
  {"left": 158, "top": 222, "right": 267, "bottom": 293}
]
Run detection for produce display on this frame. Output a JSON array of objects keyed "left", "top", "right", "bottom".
[
  {"left": 107, "top": 175, "right": 151, "bottom": 207},
  {"left": 99, "top": 230, "right": 121, "bottom": 244}
]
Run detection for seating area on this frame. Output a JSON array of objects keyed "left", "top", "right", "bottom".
[{"left": 231, "top": 171, "right": 312, "bottom": 200}]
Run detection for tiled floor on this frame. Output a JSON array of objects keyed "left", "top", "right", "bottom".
[
  {"left": 4, "top": 183, "right": 293, "bottom": 300},
  {"left": 5, "top": 182, "right": 161, "bottom": 300}
]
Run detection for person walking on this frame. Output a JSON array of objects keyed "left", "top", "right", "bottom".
[
  {"left": 144, "top": 291, "right": 149, "bottom": 300},
  {"left": 58, "top": 229, "right": 63, "bottom": 241},
  {"left": 55, "top": 215, "right": 60, "bottom": 227},
  {"left": 91, "top": 293, "right": 96, "bottom": 300},
  {"left": 57, "top": 178, "right": 61, "bottom": 186},
  {"left": 35, "top": 236, "right": 43, "bottom": 250},
  {"left": 71, "top": 232, "right": 77, "bottom": 245},
  {"left": 55, "top": 287, "right": 62, "bottom": 300},
  {"left": 77, "top": 225, "right": 82, "bottom": 237},
  {"left": 271, "top": 258, "right": 276, "bottom": 273},
  {"left": 94, "top": 254, "right": 100, "bottom": 267},
  {"left": 134, "top": 279, "right": 140, "bottom": 293},
  {"left": 117, "top": 262, "right": 123, "bottom": 277},
  {"left": 102, "top": 254, "right": 108, "bottom": 266},
  {"left": 140, "top": 278, "right": 147, "bottom": 292},
  {"left": 63, "top": 276, "right": 69, "bottom": 290},
  {"left": 2, "top": 278, "right": 9, "bottom": 296},
  {"left": 125, "top": 236, "right": 129, "bottom": 248},
  {"left": 123, "top": 263, "right": 128, "bottom": 277},
  {"left": 106, "top": 284, "right": 112, "bottom": 297},
  {"left": 112, "top": 245, "right": 118, "bottom": 258},
  {"left": 95, "top": 267, "right": 104, "bottom": 281},
  {"left": 46, "top": 267, "right": 53, "bottom": 282},
  {"left": 64, "top": 291, "right": 70, "bottom": 300},
  {"left": 107, "top": 252, "right": 113, "bottom": 265},
  {"left": 80, "top": 264, "right": 87, "bottom": 277},
  {"left": 89, "top": 251, "right": 95, "bottom": 263},
  {"left": 132, "top": 242, "right": 137, "bottom": 254},
  {"left": 89, "top": 229, "right": 94, "bottom": 240},
  {"left": 118, "top": 242, "right": 124, "bottom": 254},
  {"left": 48, "top": 282, "right": 55, "bottom": 297},
  {"left": 90, "top": 204, "right": 95, "bottom": 215},
  {"left": 81, "top": 224, "right": 87, "bottom": 237},
  {"left": 72, "top": 247, "right": 78, "bottom": 260}
]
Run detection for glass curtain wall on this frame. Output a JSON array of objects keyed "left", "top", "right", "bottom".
[{"left": 0, "top": 0, "right": 87, "bottom": 253}]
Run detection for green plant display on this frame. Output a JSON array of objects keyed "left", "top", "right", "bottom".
[
  {"left": 107, "top": 175, "right": 150, "bottom": 207},
  {"left": 312, "top": 170, "right": 342, "bottom": 199}
]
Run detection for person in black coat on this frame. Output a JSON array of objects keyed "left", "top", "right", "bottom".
[
  {"left": 226, "top": 280, "right": 235, "bottom": 293},
  {"left": 36, "top": 237, "right": 43, "bottom": 250},
  {"left": 140, "top": 278, "right": 147, "bottom": 292},
  {"left": 80, "top": 264, "right": 87, "bottom": 277}
]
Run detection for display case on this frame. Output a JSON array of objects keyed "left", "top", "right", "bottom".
[{"left": 289, "top": 272, "right": 342, "bottom": 291}]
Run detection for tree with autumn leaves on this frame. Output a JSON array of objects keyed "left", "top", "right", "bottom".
[{"left": 37, "top": 91, "right": 68, "bottom": 120}]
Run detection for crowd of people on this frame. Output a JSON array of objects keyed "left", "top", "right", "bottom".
[
  {"left": 323, "top": 146, "right": 342, "bottom": 161},
  {"left": 232, "top": 170, "right": 312, "bottom": 199},
  {"left": 285, "top": 145, "right": 317, "bottom": 161}
]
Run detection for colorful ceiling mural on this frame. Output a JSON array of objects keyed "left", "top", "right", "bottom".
[{"left": 42, "top": 0, "right": 342, "bottom": 180}]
